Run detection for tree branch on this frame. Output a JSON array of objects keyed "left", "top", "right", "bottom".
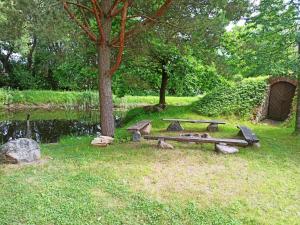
[
  {"left": 109, "top": 0, "right": 133, "bottom": 18},
  {"left": 78, "top": 1, "right": 90, "bottom": 29},
  {"left": 108, "top": 0, "right": 121, "bottom": 17},
  {"left": 63, "top": 2, "right": 97, "bottom": 42},
  {"left": 108, "top": 0, "right": 129, "bottom": 76},
  {"left": 65, "top": 1, "right": 94, "bottom": 13},
  {"left": 110, "top": 0, "right": 173, "bottom": 45},
  {"left": 91, "top": 0, "right": 105, "bottom": 45}
]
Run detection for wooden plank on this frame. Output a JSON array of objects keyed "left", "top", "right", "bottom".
[
  {"left": 127, "top": 120, "right": 151, "bottom": 131},
  {"left": 237, "top": 126, "right": 259, "bottom": 143},
  {"left": 144, "top": 135, "right": 248, "bottom": 146},
  {"left": 162, "top": 118, "right": 226, "bottom": 124}
]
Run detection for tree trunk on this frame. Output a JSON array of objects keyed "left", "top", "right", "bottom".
[
  {"left": 98, "top": 0, "right": 115, "bottom": 137},
  {"left": 295, "top": 41, "right": 300, "bottom": 134},
  {"left": 0, "top": 53, "right": 13, "bottom": 75},
  {"left": 159, "top": 62, "right": 169, "bottom": 106},
  {"left": 296, "top": 76, "right": 300, "bottom": 134},
  {"left": 27, "top": 35, "right": 37, "bottom": 71}
]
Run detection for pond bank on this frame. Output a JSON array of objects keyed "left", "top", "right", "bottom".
[{"left": 0, "top": 89, "right": 200, "bottom": 110}]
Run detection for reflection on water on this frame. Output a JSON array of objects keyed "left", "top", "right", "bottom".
[
  {"left": 0, "top": 109, "right": 124, "bottom": 144},
  {"left": 0, "top": 120, "right": 101, "bottom": 144}
]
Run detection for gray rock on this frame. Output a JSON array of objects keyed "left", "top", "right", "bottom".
[
  {"left": 157, "top": 139, "right": 174, "bottom": 149},
  {"left": 167, "top": 121, "right": 184, "bottom": 131},
  {"left": 215, "top": 143, "right": 239, "bottom": 154},
  {"left": 180, "top": 133, "right": 211, "bottom": 138},
  {"left": 252, "top": 142, "right": 261, "bottom": 148},
  {"left": 132, "top": 131, "right": 142, "bottom": 142},
  {"left": 200, "top": 133, "right": 211, "bottom": 138},
  {"left": 0, "top": 138, "right": 41, "bottom": 164}
]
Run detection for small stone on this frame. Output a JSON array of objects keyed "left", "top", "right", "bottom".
[
  {"left": 157, "top": 139, "right": 174, "bottom": 149},
  {"left": 215, "top": 143, "right": 239, "bottom": 154},
  {"left": 252, "top": 142, "right": 261, "bottom": 148},
  {"left": 132, "top": 131, "right": 142, "bottom": 142},
  {"left": 201, "top": 133, "right": 211, "bottom": 138},
  {"left": 0, "top": 138, "right": 41, "bottom": 164},
  {"left": 167, "top": 121, "right": 184, "bottom": 131}
]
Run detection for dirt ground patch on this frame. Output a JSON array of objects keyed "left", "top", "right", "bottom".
[{"left": 130, "top": 149, "right": 264, "bottom": 207}]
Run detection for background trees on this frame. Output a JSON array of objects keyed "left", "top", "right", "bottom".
[{"left": 1, "top": 0, "right": 299, "bottom": 133}]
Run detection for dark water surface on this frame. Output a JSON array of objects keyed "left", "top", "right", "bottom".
[{"left": 0, "top": 109, "right": 124, "bottom": 144}]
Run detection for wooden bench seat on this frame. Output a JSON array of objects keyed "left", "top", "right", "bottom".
[
  {"left": 162, "top": 118, "right": 226, "bottom": 132},
  {"left": 127, "top": 120, "right": 152, "bottom": 142},
  {"left": 144, "top": 135, "right": 248, "bottom": 146},
  {"left": 237, "top": 125, "right": 259, "bottom": 145}
]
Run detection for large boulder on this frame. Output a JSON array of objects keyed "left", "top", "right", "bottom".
[{"left": 0, "top": 138, "right": 41, "bottom": 164}]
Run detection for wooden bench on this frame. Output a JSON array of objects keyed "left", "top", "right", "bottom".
[
  {"left": 144, "top": 135, "right": 248, "bottom": 147},
  {"left": 127, "top": 120, "right": 152, "bottom": 142},
  {"left": 237, "top": 125, "right": 259, "bottom": 145},
  {"left": 163, "top": 119, "right": 226, "bottom": 132}
]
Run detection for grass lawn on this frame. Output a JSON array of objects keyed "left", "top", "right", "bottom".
[{"left": 0, "top": 105, "right": 299, "bottom": 224}]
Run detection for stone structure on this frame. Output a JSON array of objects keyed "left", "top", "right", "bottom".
[{"left": 255, "top": 77, "right": 297, "bottom": 122}]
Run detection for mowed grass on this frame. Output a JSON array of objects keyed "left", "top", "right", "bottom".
[{"left": 0, "top": 105, "right": 299, "bottom": 225}]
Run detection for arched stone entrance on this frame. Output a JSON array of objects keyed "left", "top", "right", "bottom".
[{"left": 267, "top": 78, "right": 297, "bottom": 121}]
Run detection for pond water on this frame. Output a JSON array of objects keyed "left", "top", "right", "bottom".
[{"left": 0, "top": 109, "right": 124, "bottom": 144}]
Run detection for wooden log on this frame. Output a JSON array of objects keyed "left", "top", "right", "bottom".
[{"left": 144, "top": 135, "right": 248, "bottom": 146}]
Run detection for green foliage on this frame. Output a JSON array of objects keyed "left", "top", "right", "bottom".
[
  {"left": 10, "top": 65, "right": 39, "bottom": 89},
  {"left": 54, "top": 61, "right": 97, "bottom": 90},
  {"left": 220, "top": 0, "right": 297, "bottom": 78},
  {"left": 195, "top": 77, "right": 268, "bottom": 117}
]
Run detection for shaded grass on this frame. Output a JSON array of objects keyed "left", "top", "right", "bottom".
[{"left": 0, "top": 105, "right": 299, "bottom": 225}]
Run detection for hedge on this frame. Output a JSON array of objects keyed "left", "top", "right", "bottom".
[{"left": 195, "top": 77, "right": 269, "bottom": 117}]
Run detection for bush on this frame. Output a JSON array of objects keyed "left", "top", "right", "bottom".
[{"left": 195, "top": 77, "right": 268, "bottom": 117}]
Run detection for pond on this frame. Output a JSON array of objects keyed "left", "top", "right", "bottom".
[{"left": 0, "top": 109, "right": 124, "bottom": 144}]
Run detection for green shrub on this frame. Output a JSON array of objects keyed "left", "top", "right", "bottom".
[{"left": 195, "top": 77, "right": 268, "bottom": 117}]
